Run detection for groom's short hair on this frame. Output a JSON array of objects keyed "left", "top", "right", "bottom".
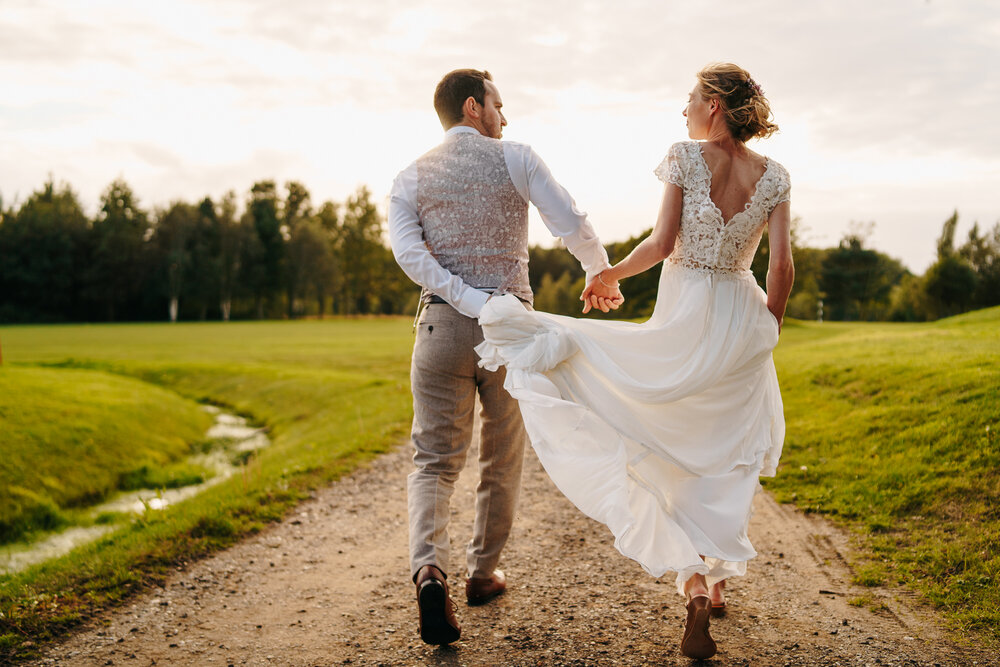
[{"left": 434, "top": 69, "right": 493, "bottom": 129}]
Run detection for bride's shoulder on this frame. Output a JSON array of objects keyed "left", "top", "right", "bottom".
[
  {"left": 667, "top": 140, "right": 700, "bottom": 157},
  {"left": 766, "top": 156, "right": 791, "bottom": 182}
]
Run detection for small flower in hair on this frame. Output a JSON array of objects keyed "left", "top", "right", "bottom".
[{"left": 746, "top": 78, "right": 763, "bottom": 96}]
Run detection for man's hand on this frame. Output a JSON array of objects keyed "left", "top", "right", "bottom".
[{"left": 581, "top": 273, "right": 624, "bottom": 314}]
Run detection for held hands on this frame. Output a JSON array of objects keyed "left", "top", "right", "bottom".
[{"left": 581, "top": 271, "right": 625, "bottom": 314}]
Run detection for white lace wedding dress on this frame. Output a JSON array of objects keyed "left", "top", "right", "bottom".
[{"left": 475, "top": 141, "right": 791, "bottom": 591}]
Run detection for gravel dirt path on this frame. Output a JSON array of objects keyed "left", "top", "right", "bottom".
[{"left": 34, "top": 423, "right": 995, "bottom": 666}]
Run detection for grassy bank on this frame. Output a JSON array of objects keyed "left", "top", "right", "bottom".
[
  {"left": 0, "top": 367, "right": 213, "bottom": 543},
  {"left": 765, "top": 306, "right": 1000, "bottom": 642},
  {"left": 0, "top": 319, "right": 414, "bottom": 661}
]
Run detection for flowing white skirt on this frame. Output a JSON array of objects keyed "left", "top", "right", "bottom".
[{"left": 475, "top": 262, "right": 784, "bottom": 592}]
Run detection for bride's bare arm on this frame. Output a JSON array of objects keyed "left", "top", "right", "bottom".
[
  {"left": 765, "top": 201, "right": 795, "bottom": 329},
  {"left": 582, "top": 183, "right": 682, "bottom": 301}
]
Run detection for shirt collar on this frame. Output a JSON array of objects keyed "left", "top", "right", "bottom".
[{"left": 445, "top": 125, "right": 482, "bottom": 137}]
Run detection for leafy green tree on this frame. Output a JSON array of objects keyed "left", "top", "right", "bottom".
[
  {"left": 958, "top": 221, "right": 1000, "bottom": 309},
  {"left": 215, "top": 191, "right": 242, "bottom": 321},
  {"left": 151, "top": 201, "right": 198, "bottom": 322},
  {"left": 819, "top": 231, "right": 907, "bottom": 321},
  {"left": 87, "top": 179, "right": 152, "bottom": 321},
  {"left": 338, "top": 186, "right": 385, "bottom": 314},
  {"left": 242, "top": 181, "right": 283, "bottom": 319},
  {"left": 920, "top": 211, "right": 981, "bottom": 319},
  {"left": 923, "top": 255, "right": 977, "bottom": 318},
  {"left": 282, "top": 181, "right": 313, "bottom": 318},
  {"left": 309, "top": 200, "right": 342, "bottom": 316},
  {"left": 533, "top": 271, "right": 584, "bottom": 315},
  {"left": 0, "top": 178, "right": 91, "bottom": 322}
]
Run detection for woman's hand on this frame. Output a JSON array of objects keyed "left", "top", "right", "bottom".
[{"left": 581, "top": 272, "right": 624, "bottom": 314}]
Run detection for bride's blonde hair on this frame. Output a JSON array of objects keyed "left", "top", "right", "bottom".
[{"left": 696, "top": 63, "right": 778, "bottom": 143}]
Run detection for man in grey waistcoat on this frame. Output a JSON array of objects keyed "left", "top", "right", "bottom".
[{"left": 388, "top": 68, "right": 623, "bottom": 645}]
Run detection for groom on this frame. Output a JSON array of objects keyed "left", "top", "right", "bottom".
[{"left": 388, "top": 68, "right": 622, "bottom": 645}]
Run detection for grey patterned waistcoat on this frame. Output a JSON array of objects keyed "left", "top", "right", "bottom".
[{"left": 416, "top": 131, "right": 532, "bottom": 304}]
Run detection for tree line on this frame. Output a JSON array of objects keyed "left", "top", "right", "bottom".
[
  {"left": 0, "top": 178, "right": 415, "bottom": 323},
  {"left": 1, "top": 176, "right": 997, "bottom": 323},
  {"left": 529, "top": 213, "right": 1000, "bottom": 322}
]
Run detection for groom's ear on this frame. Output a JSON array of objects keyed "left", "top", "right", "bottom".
[{"left": 463, "top": 96, "right": 480, "bottom": 121}]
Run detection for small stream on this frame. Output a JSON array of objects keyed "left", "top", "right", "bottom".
[{"left": 0, "top": 407, "right": 271, "bottom": 575}]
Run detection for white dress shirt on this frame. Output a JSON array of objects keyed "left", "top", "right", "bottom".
[{"left": 389, "top": 126, "right": 612, "bottom": 318}]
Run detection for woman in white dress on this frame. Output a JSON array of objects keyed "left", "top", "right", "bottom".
[{"left": 475, "top": 63, "right": 794, "bottom": 659}]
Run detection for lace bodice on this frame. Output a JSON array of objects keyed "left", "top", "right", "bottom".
[{"left": 654, "top": 141, "right": 790, "bottom": 275}]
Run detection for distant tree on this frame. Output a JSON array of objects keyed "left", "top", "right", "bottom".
[
  {"left": 528, "top": 245, "right": 583, "bottom": 293},
  {"left": 533, "top": 271, "right": 583, "bottom": 316},
  {"left": 0, "top": 178, "right": 90, "bottom": 322},
  {"left": 958, "top": 221, "right": 1000, "bottom": 309},
  {"left": 215, "top": 191, "right": 241, "bottom": 321},
  {"left": 311, "top": 200, "right": 342, "bottom": 316},
  {"left": 282, "top": 181, "right": 313, "bottom": 318},
  {"left": 921, "top": 211, "right": 981, "bottom": 319},
  {"left": 888, "top": 273, "right": 931, "bottom": 322},
  {"left": 339, "top": 186, "right": 385, "bottom": 314},
  {"left": 151, "top": 201, "right": 198, "bottom": 322},
  {"left": 87, "top": 179, "right": 152, "bottom": 321},
  {"left": 819, "top": 230, "right": 907, "bottom": 321},
  {"left": 187, "top": 198, "right": 222, "bottom": 320},
  {"left": 242, "top": 181, "right": 283, "bottom": 319},
  {"left": 923, "top": 256, "right": 977, "bottom": 318}
]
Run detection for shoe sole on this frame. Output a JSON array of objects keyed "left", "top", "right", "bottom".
[
  {"left": 418, "top": 580, "right": 460, "bottom": 645},
  {"left": 681, "top": 600, "right": 717, "bottom": 659}
]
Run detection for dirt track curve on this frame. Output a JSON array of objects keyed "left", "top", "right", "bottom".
[{"left": 33, "top": 423, "right": 996, "bottom": 666}]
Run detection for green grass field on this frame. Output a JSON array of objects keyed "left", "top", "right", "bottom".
[
  {"left": 0, "top": 307, "right": 997, "bottom": 660},
  {"left": 765, "top": 307, "right": 1000, "bottom": 639}
]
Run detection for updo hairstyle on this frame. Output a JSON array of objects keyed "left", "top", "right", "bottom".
[{"left": 696, "top": 63, "right": 778, "bottom": 143}]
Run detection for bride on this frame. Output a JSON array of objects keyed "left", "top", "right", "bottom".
[{"left": 476, "top": 63, "right": 794, "bottom": 660}]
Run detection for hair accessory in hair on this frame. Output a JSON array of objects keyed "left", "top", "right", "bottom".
[{"left": 746, "top": 77, "right": 763, "bottom": 96}]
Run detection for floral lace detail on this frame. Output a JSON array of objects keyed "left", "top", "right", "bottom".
[
  {"left": 416, "top": 132, "right": 532, "bottom": 303},
  {"left": 654, "top": 141, "right": 790, "bottom": 274}
]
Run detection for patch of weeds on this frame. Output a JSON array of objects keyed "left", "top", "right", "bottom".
[
  {"left": 190, "top": 516, "right": 235, "bottom": 539},
  {"left": 0, "top": 488, "right": 68, "bottom": 545},
  {"left": 118, "top": 463, "right": 211, "bottom": 491},
  {"left": 853, "top": 563, "right": 888, "bottom": 587},
  {"left": 848, "top": 595, "right": 871, "bottom": 607},
  {"left": 94, "top": 512, "right": 125, "bottom": 526},
  {"left": 231, "top": 450, "right": 256, "bottom": 466},
  {"left": 867, "top": 516, "right": 893, "bottom": 534}
]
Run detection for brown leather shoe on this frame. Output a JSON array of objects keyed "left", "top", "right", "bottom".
[
  {"left": 415, "top": 565, "right": 461, "bottom": 645},
  {"left": 680, "top": 595, "right": 717, "bottom": 659},
  {"left": 465, "top": 569, "right": 506, "bottom": 606}
]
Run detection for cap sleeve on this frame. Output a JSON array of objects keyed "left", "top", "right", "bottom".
[
  {"left": 772, "top": 162, "right": 791, "bottom": 207},
  {"left": 654, "top": 142, "right": 687, "bottom": 188}
]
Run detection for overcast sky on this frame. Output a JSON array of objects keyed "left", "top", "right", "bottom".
[{"left": 2, "top": 0, "right": 998, "bottom": 272}]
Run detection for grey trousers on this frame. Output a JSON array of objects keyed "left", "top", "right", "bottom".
[{"left": 407, "top": 302, "right": 527, "bottom": 581}]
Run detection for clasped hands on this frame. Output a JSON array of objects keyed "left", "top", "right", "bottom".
[{"left": 581, "top": 271, "right": 625, "bottom": 314}]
